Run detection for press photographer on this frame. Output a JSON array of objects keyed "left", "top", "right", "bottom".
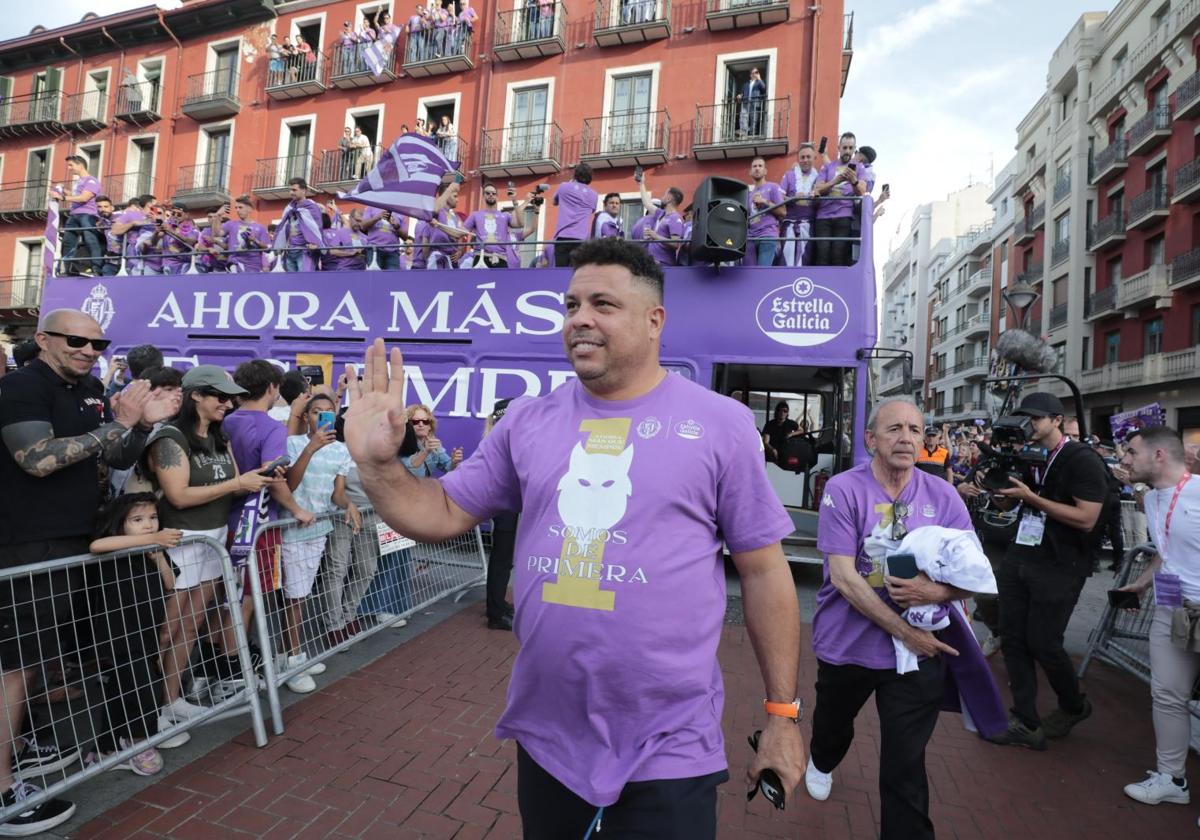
[{"left": 984, "top": 392, "right": 1108, "bottom": 750}]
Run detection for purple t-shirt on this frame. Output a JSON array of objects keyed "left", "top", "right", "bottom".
[
  {"left": 162, "top": 220, "right": 198, "bottom": 271},
  {"left": 411, "top": 220, "right": 430, "bottom": 269},
  {"left": 441, "top": 374, "right": 793, "bottom": 805},
  {"left": 223, "top": 408, "right": 287, "bottom": 525},
  {"left": 780, "top": 166, "right": 819, "bottom": 223},
  {"left": 69, "top": 175, "right": 101, "bottom": 216},
  {"left": 813, "top": 463, "right": 972, "bottom": 670},
  {"left": 221, "top": 219, "right": 269, "bottom": 273},
  {"left": 286, "top": 198, "right": 323, "bottom": 246},
  {"left": 321, "top": 227, "right": 367, "bottom": 271},
  {"left": 592, "top": 212, "right": 623, "bottom": 239},
  {"left": 816, "top": 160, "right": 868, "bottom": 220},
  {"left": 96, "top": 216, "right": 120, "bottom": 255},
  {"left": 748, "top": 180, "right": 783, "bottom": 238},
  {"left": 630, "top": 208, "right": 662, "bottom": 244},
  {"left": 553, "top": 180, "right": 599, "bottom": 240},
  {"left": 363, "top": 208, "right": 401, "bottom": 248},
  {"left": 647, "top": 211, "right": 684, "bottom": 266},
  {"left": 464, "top": 209, "right": 515, "bottom": 255}
]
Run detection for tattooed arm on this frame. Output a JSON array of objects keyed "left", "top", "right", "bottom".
[
  {"left": 1, "top": 420, "right": 137, "bottom": 478},
  {"left": 148, "top": 436, "right": 276, "bottom": 509}
]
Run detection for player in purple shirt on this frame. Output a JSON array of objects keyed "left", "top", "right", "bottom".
[
  {"left": 321, "top": 211, "right": 369, "bottom": 271},
  {"left": 809, "top": 396, "right": 976, "bottom": 839},
  {"left": 52, "top": 155, "right": 104, "bottom": 276},
  {"left": 109, "top": 195, "right": 150, "bottom": 274},
  {"left": 341, "top": 238, "right": 805, "bottom": 837},
  {"left": 779, "top": 142, "right": 820, "bottom": 267},
  {"left": 464, "top": 184, "right": 526, "bottom": 268},
  {"left": 360, "top": 207, "right": 408, "bottom": 270},
  {"left": 643, "top": 184, "right": 685, "bottom": 267},
  {"left": 552, "top": 163, "right": 598, "bottom": 267},
  {"left": 591, "top": 192, "right": 624, "bottom": 240},
  {"left": 218, "top": 195, "right": 270, "bottom": 274},
  {"left": 813, "top": 131, "right": 868, "bottom": 266},
  {"left": 159, "top": 205, "right": 199, "bottom": 275},
  {"left": 276, "top": 179, "right": 324, "bottom": 271},
  {"left": 94, "top": 196, "right": 122, "bottom": 276},
  {"left": 746, "top": 157, "right": 785, "bottom": 267}
]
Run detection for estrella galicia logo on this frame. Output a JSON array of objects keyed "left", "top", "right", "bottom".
[
  {"left": 81, "top": 283, "right": 115, "bottom": 331},
  {"left": 755, "top": 277, "right": 849, "bottom": 347}
]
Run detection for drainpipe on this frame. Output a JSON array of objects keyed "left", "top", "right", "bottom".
[
  {"left": 101, "top": 26, "right": 125, "bottom": 188},
  {"left": 157, "top": 9, "right": 185, "bottom": 200}
]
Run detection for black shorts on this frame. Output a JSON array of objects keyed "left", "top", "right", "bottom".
[
  {"left": 0, "top": 538, "right": 89, "bottom": 672},
  {"left": 517, "top": 744, "right": 727, "bottom": 840}
]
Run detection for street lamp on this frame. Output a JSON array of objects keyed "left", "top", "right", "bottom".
[{"left": 1001, "top": 280, "right": 1041, "bottom": 332}]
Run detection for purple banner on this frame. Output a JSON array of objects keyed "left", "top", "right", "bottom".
[{"left": 1110, "top": 402, "right": 1166, "bottom": 444}]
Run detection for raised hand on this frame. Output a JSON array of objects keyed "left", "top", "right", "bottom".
[
  {"left": 344, "top": 339, "right": 408, "bottom": 468},
  {"left": 142, "top": 386, "right": 182, "bottom": 426},
  {"left": 112, "top": 380, "right": 151, "bottom": 429}
]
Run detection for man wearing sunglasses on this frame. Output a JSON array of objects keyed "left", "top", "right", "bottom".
[
  {"left": 808, "top": 396, "right": 976, "bottom": 840},
  {"left": 0, "top": 309, "right": 180, "bottom": 833}
]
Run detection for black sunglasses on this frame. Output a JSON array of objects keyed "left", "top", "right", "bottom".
[
  {"left": 200, "top": 389, "right": 235, "bottom": 404},
  {"left": 746, "top": 730, "right": 785, "bottom": 811},
  {"left": 891, "top": 500, "right": 910, "bottom": 541},
  {"left": 41, "top": 331, "right": 111, "bottom": 352}
]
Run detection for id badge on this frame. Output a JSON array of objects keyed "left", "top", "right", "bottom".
[
  {"left": 1153, "top": 572, "right": 1184, "bottom": 608},
  {"left": 1015, "top": 510, "right": 1046, "bottom": 546}
]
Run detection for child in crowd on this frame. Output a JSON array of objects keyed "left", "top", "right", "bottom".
[
  {"left": 280, "top": 394, "right": 351, "bottom": 693},
  {"left": 85, "top": 493, "right": 184, "bottom": 774}
]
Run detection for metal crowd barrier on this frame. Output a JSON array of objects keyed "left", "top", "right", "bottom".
[
  {"left": 0, "top": 536, "right": 267, "bottom": 826},
  {"left": 242, "top": 507, "right": 487, "bottom": 735},
  {"left": 1078, "top": 543, "right": 1158, "bottom": 683}
]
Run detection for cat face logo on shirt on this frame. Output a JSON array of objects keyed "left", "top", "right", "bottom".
[{"left": 555, "top": 443, "right": 633, "bottom": 531}]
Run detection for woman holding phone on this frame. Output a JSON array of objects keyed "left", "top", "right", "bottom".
[
  {"left": 280, "top": 394, "right": 350, "bottom": 692},
  {"left": 402, "top": 404, "right": 462, "bottom": 477}
]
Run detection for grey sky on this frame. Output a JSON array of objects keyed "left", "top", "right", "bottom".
[
  {"left": 842, "top": 0, "right": 1108, "bottom": 268},
  {"left": 6, "top": 1, "right": 160, "bottom": 40}
]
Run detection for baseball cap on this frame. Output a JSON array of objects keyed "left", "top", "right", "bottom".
[
  {"left": 1013, "top": 392, "right": 1065, "bottom": 418},
  {"left": 924, "top": 426, "right": 938, "bottom": 436},
  {"left": 182, "top": 364, "right": 248, "bottom": 396}
]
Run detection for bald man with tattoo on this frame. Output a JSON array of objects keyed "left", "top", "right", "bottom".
[{"left": 0, "top": 309, "right": 179, "bottom": 831}]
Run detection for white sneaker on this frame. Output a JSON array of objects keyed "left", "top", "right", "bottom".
[
  {"left": 285, "top": 656, "right": 317, "bottom": 693},
  {"left": 288, "top": 651, "right": 326, "bottom": 676},
  {"left": 183, "top": 676, "right": 211, "bottom": 704},
  {"left": 805, "top": 757, "right": 833, "bottom": 801},
  {"left": 164, "top": 697, "right": 210, "bottom": 721},
  {"left": 391, "top": 617, "right": 409, "bottom": 628},
  {"left": 156, "top": 715, "right": 191, "bottom": 749},
  {"left": 1123, "top": 770, "right": 1190, "bottom": 805},
  {"left": 375, "top": 612, "right": 399, "bottom": 623}
]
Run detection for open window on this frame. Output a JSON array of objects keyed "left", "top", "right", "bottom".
[
  {"left": 139, "top": 60, "right": 163, "bottom": 112},
  {"left": 293, "top": 18, "right": 324, "bottom": 52},
  {"left": 83, "top": 69, "right": 109, "bottom": 121},
  {"left": 78, "top": 143, "right": 103, "bottom": 179},
  {"left": 128, "top": 136, "right": 156, "bottom": 197}
]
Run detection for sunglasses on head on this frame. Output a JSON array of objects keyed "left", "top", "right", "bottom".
[
  {"left": 200, "top": 389, "right": 235, "bottom": 404},
  {"left": 891, "top": 500, "right": 910, "bottom": 541},
  {"left": 41, "top": 331, "right": 111, "bottom": 352}
]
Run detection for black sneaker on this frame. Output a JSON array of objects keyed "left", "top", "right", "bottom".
[
  {"left": 987, "top": 719, "right": 1047, "bottom": 751},
  {"left": 10, "top": 737, "right": 80, "bottom": 780},
  {"left": 1042, "top": 696, "right": 1093, "bottom": 739},
  {"left": 487, "top": 614, "right": 513, "bottom": 631},
  {"left": 0, "top": 782, "right": 75, "bottom": 836}
]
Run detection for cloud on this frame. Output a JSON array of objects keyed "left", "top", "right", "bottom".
[{"left": 854, "top": 0, "right": 995, "bottom": 71}]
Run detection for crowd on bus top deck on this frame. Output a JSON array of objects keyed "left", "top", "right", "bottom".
[{"left": 53, "top": 131, "right": 888, "bottom": 277}]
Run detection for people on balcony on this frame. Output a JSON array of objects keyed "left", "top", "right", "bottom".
[
  {"left": 351, "top": 127, "right": 375, "bottom": 180},
  {"left": 736, "top": 67, "right": 767, "bottom": 139}
]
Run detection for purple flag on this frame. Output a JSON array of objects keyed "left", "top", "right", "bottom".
[
  {"left": 43, "top": 185, "right": 62, "bottom": 278},
  {"left": 362, "top": 24, "right": 399, "bottom": 78},
  {"left": 338, "top": 133, "right": 456, "bottom": 222}
]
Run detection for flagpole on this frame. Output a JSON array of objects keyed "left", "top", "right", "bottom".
[{"left": 43, "top": 185, "right": 62, "bottom": 279}]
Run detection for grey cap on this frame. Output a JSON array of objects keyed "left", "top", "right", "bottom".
[{"left": 181, "top": 364, "right": 248, "bottom": 396}]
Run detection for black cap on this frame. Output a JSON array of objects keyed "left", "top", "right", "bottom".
[
  {"left": 924, "top": 426, "right": 938, "bottom": 436},
  {"left": 1013, "top": 392, "right": 1066, "bottom": 418}
]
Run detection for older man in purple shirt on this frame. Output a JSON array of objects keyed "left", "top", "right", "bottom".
[
  {"left": 780, "top": 143, "right": 820, "bottom": 267},
  {"left": 812, "top": 132, "right": 867, "bottom": 267},
  {"left": 552, "top": 163, "right": 598, "bottom": 267},
  {"left": 52, "top": 155, "right": 104, "bottom": 276}
]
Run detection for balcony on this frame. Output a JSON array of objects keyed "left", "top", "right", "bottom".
[
  {"left": 1127, "top": 104, "right": 1172, "bottom": 157},
  {"left": 961, "top": 356, "right": 989, "bottom": 380},
  {"left": 705, "top": 0, "right": 789, "bottom": 32},
  {"left": 1051, "top": 238, "right": 1070, "bottom": 267},
  {"left": 114, "top": 81, "right": 161, "bottom": 125},
  {"left": 1172, "top": 245, "right": 1200, "bottom": 291},
  {"left": 1089, "top": 139, "right": 1127, "bottom": 184},
  {"left": 1176, "top": 69, "right": 1200, "bottom": 121},
  {"left": 251, "top": 154, "right": 317, "bottom": 200},
  {"left": 1117, "top": 262, "right": 1173, "bottom": 313},
  {"left": 60, "top": 91, "right": 107, "bottom": 133},
  {"left": 1013, "top": 214, "right": 1034, "bottom": 245},
  {"left": 1015, "top": 261, "right": 1043, "bottom": 286},
  {"left": 1049, "top": 301, "right": 1069, "bottom": 329},
  {"left": 965, "top": 267, "right": 991, "bottom": 298},
  {"left": 0, "top": 180, "right": 50, "bottom": 222},
  {"left": 314, "top": 145, "right": 381, "bottom": 193},
  {"left": 1052, "top": 173, "right": 1071, "bottom": 206},
  {"left": 0, "top": 276, "right": 43, "bottom": 312},
  {"left": 478, "top": 122, "right": 563, "bottom": 176},
  {"left": 1028, "top": 202, "right": 1045, "bottom": 230},
  {"left": 579, "top": 110, "right": 669, "bottom": 169},
  {"left": 265, "top": 51, "right": 329, "bottom": 99},
  {"left": 330, "top": 41, "right": 396, "bottom": 88},
  {"left": 1174, "top": 157, "right": 1200, "bottom": 205},
  {"left": 1014, "top": 149, "right": 1047, "bottom": 194},
  {"left": 1080, "top": 347, "right": 1200, "bottom": 394},
  {"left": 182, "top": 68, "right": 240, "bottom": 121},
  {"left": 402, "top": 25, "right": 474, "bottom": 77},
  {"left": 173, "top": 162, "right": 230, "bottom": 210},
  {"left": 0, "top": 91, "right": 62, "bottom": 138},
  {"left": 1127, "top": 183, "right": 1170, "bottom": 230},
  {"left": 101, "top": 171, "right": 153, "bottom": 207},
  {"left": 1088, "top": 210, "right": 1125, "bottom": 251},
  {"left": 1083, "top": 284, "right": 1118, "bottom": 321},
  {"left": 962, "top": 312, "right": 989, "bottom": 340},
  {"left": 594, "top": 0, "right": 671, "bottom": 46},
  {"left": 493, "top": 4, "right": 567, "bottom": 62},
  {"left": 693, "top": 97, "right": 789, "bottom": 160}
]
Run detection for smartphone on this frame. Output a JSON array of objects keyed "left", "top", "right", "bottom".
[
  {"left": 1107, "top": 589, "right": 1140, "bottom": 610},
  {"left": 506, "top": 180, "right": 516, "bottom": 197},
  {"left": 258, "top": 456, "right": 290, "bottom": 476},
  {"left": 298, "top": 364, "right": 324, "bottom": 386},
  {"left": 818, "top": 136, "right": 828, "bottom": 155},
  {"left": 633, "top": 165, "right": 644, "bottom": 183},
  {"left": 881, "top": 183, "right": 890, "bottom": 193},
  {"left": 317, "top": 410, "right": 336, "bottom": 431},
  {"left": 885, "top": 552, "right": 919, "bottom": 580}
]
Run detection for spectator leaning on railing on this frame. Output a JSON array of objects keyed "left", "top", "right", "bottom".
[
  {"left": 52, "top": 155, "right": 104, "bottom": 277},
  {"left": 813, "top": 132, "right": 867, "bottom": 267},
  {"left": 0, "top": 309, "right": 178, "bottom": 834}
]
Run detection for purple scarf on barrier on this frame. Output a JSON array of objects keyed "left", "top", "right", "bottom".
[{"left": 938, "top": 607, "right": 1008, "bottom": 739}]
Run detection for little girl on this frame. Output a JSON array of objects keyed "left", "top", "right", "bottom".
[{"left": 85, "top": 493, "right": 185, "bottom": 775}]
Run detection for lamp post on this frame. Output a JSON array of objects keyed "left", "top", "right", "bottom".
[{"left": 1001, "top": 280, "right": 1041, "bottom": 332}]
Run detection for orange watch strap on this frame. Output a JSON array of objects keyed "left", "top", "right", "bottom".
[{"left": 764, "top": 699, "right": 801, "bottom": 720}]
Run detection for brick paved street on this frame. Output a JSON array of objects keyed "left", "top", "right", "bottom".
[{"left": 76, "top": 611, "right": 1196, "bottom": 839}]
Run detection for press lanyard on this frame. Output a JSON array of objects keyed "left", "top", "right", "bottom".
[
  {"left": 1034, "top": 437, "right": 1068, "bottom": 486},
  {"left": 1158, "top": 473, "right": 1193, "bottom": 559}
]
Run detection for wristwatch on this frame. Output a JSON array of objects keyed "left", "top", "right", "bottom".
[{"left": 764, "top": 698, "right": 804, "bottom": 723}]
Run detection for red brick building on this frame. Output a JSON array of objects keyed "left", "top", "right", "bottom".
[{"left": 0, "top": 0, "right": 853, "bottom": 333}]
